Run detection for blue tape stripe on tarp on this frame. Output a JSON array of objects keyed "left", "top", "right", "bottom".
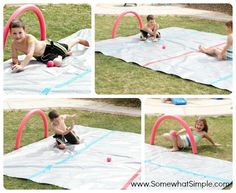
[
  {"left": 40, "top": 68, "right": 91, "bottom": 95},
  {"left": 28, "top": 130, "right": 113, "bottom": 179},
  {"left": 145, "top": 160, "right": 231, "bottom": 183}
]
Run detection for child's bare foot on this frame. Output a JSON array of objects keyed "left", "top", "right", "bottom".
[
  {"left": 79, "top": 39, "right": 89, "bottom": 47},
  {"left": 67, "top": 50, "right": 73, "bottom": 56},
  {"left": 140, "top": 37, "right": 147, "bottom": 41},
  {"left": 198, "top": 45, "right": 206, "bottom": 53},
  {"left": 170, "top": 147, "right": 179, "bottom": 152}
]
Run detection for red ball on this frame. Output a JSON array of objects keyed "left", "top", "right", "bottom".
[
  {"left": 107, "top": 157, "right": 111, "bottom": 162},
  {"left": 162, "top": 45, "right": 166, "bottom": 49},
  {"left": 47, "top": 60, "right": 55, "bottom": 67}
]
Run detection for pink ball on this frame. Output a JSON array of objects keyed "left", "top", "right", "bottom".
[
  {"left": 107, "top": 157, "right": 111, "bottom": 162},
  {"left": 162, "top": 45, "right": 166, "bottom": 49},
  {"left": 47, "top": 60, "right": 55, "bottom": 67}
]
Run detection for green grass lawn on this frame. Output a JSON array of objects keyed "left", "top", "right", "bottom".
[
  {"left": 145, "top": 115, "right": 232, "bottom": 161},
  {"left": 95, "top": 15, "right": 231, "bottom": 94},
  {"left": 4, "top": 109, "right": 141, "bottom": 189},
  {"left": 4, "top": 4, "right": 91, "bottom": 61}
]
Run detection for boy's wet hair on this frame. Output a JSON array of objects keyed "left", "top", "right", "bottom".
[
  {"left": 10, "top": 19, "right": 25, "bottom": 31},
  {"left": 147, "top": 15, "right": 155, "bottom": 21},
  {"left": 48, "top": 110, "right": 59, "bottom": 120},
  {"left": 225, "top": 20, "right": 232, "bottom": 30},
  {"left": 195, "top": 117, "right": 208, "bottom": 132}
]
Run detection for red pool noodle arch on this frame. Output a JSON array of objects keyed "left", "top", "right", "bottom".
[
  {"left": 150, "top": 115, "right": 197, "bottom": 154},
  {"left": 15, "top": 109, "right": 48, "bottom": 149},
  {"left": 4, "top": 4, "right": 46, "bottom": 48},
  {"left": 112, "top": 11, "right": 143, "bottom": 38}
]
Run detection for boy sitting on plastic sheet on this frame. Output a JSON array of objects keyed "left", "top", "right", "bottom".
[{"left": 48, "top": 110, "right": 80, "bottom": 150}]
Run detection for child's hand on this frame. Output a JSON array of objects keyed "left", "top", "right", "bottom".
[
  {"left": 214, "top": 143, "right": 221, "bottom": 147},
  {"left": 12, "top": 64, "right": 24, "bottom": 73},
  {"left": 72, "top": 114, "right": 77, "bottom": 119},
  {"left": 12, "top": 61, "right": 20, "bottom": 67}
]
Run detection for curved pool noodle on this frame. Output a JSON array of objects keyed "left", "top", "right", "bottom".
[
  {"left": 112, "top": 11, "right": 143, "bottom": 38},
  {"left": 15, "top": 109, "right": 48, "bottom": 149},
  {"left": 150, "top": 115, "right": 197, "bottom": 154}
]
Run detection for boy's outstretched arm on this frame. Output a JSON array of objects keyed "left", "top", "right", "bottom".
[
  {"left": 12, "top": 38, "right": 35, "bottom": 71},
  {"left": 20, "top": 39, "right": 36, "bottom": 67},
  {"left": 62, "top": 113, "right": 77, "bottom": 120},
  {"left": 11, "top": 44, "right": 20, "bottom": 65}
]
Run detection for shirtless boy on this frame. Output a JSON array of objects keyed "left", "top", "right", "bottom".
[
  {"left": 140, "top": 15, "right": 161, "bottom": 41},
  {"left": 10, "top": 19, "right": 89, "bottom": 72},
  {"left": 48, "top": 110, "right": 80, "bottom": 150}
]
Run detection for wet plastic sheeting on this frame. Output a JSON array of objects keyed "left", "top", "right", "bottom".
[
  {"left": 4, "top": 126, "right": 141, "bottom": 190},
  {"left": 96, "top": 27, "right": 232, "bottom": 91},
  {"left": 4, "top": 29, "right": 92, "bottom": 95},
  {"left": 145, "top": 145, "right": 232, "bottom": 190}
]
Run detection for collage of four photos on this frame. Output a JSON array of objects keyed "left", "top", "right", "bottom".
[{"left": 2, "top": 2, "right": 233, "bottom": 191}]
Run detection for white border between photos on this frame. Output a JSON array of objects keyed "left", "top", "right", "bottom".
[{"left": 1, "top": 0, "right": 235, "bottom": 193}]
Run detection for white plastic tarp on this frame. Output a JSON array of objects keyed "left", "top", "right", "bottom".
[
  {"left": 145, "top": 144, "right": 232, "bottom": 190},
  {"left": 4, "top": 29, "right": 92, "bottom": 95},
  {"left": 96, "top": 27, "right": 232, "bottom": 91},
  {"left": 4, "top": 126, "right": 141, "bottom": 190}
]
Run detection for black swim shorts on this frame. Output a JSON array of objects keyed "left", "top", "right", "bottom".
[
  {"left": 140, "top": 29, "right": 161, "bottom": 39},
  {"left": 35, "top": 39, "right": 68, "bottom": 64},
  {"left": 53, "top": 131, "right": 80, "bottom": 145}
]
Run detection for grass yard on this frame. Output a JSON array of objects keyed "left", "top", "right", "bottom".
[
  {"left": 95, "top": 15, "right": 231, "bottom": 94},
  {"left": 145, "top": 115, "right": 232, "bottom": 161},
  {"left": 4, "top": 4, "right": 91, "bottom": 61},
  {"left": 4, "top": 109, "right": 141, "bottom": 189}
]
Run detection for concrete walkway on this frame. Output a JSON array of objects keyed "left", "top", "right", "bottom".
[
  {"left": 4, "top": 99, "right": 140, "bottom": 117},
  {"left": 96, "top": 4, "right": 232, "bottom": 22},
  {"left": 145, "top": 98, "right": 232, "bottom": 116},
  {"left": 4, "top": 98, "right": 232, "bottom": 117}
]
